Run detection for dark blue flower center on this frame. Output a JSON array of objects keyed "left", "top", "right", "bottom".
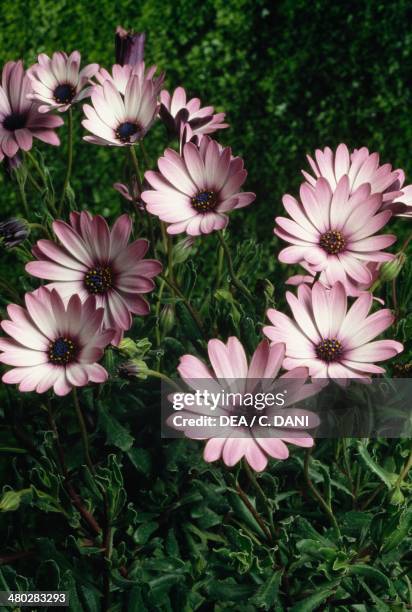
[
  {"left": 319, "top": 230, "right": 346, "bottom": 255},
  {"left": 191, "top": 191, "right": 217, "bottom": 213},
  {"left": 316, "top": 338, "right": 343, "bottom": 363},
  {"left": 49, "top": 337, "right": 76, "bottom": 365},
  {"left": 53, "top": 83, "right": 76, "bottom": 104},
  {"left": 2, "top": 113, "right": 27, "bottom": 132},
  {"left": 116, "top": 122, "right": 139, "bottom": 143},
  {"left": 85, "top": 266, "right": 113, "bottom": 294}
]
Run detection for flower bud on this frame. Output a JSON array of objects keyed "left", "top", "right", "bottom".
[
  {"left": 3, "top": 153, "right": 22, "bottom": 178},
  {"left": 118, "top": 359, "right": 149, "bottom": 379},
  {"left": 160, "top": 304, "right": 175, "bottom": 335},
  {"left": 379, "top": 252, "right": 406, "bottom": 283},
  {"left": 172, "top": 236, "right": 195, "bottom": 264},
  {"left": 0, "top": 217, "right": 30, "bottom": 248},
  {"left": 115, "top": 26, "right": 145, "bottom": 66},
  {"left": 118, "top": 337, "right": 151, "bottom": 359}
]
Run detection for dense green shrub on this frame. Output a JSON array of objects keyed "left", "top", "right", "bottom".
[{"left": 0, "top": 1, "right": 411, "bottom": 610}]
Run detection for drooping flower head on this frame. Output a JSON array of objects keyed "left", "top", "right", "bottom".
[
  {"left": 82, "top": 63, "right": 162, "bottom": 146},
  {"left": 0, "top": 287, "right": 114, "bottom": 396},
  {"left": 26, "top": 212, "right": 162, "bottom": 345},
  {"left": 0, "top": 61, "right": 63, "bottom": 160},
  {"left": 27, "top": 52, "right": 99, "bottom": 113},
  {"left": 115, "top": 26, "right": 145, "bottom": 66},
  {"left": 263, "top": 282, "right": 403, "bottom": 379},
  {"left": 0, "top": 217, "right": 29, "bottom": 248},
  {"left": 141, "top": 137, "right": 255, "bottom": 235},
  {"left": 302, "top": 143, "right": 411, "bottom": 214},
  {"left": 159, "top": 87, "right": 228, "bottom": 139},
  {"left": 173, "top": 337, "right": 315, "bottom": 471},
  {"left": 275, "top": 177, "right": 396, "bottom": 290}
]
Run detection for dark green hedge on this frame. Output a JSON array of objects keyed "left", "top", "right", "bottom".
[{"left": 1, "top": 0, "right": 412, "bottom": 234}]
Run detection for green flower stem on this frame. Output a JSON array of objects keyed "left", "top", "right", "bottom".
[
  {"left": 243, "top": 460, "right": 275, "bottom": 537},
  {"left": 128, "top": 145, "right": 143, "bottom": 194},
  {"left": 159, "top": 274, "right": 206, "bottom": 340},
  {"left": 128, "top": 145, "right": 157, "bottom": 254},
  {"left": 25, "top": 150, "right": 58, "bottom": 216},
  {"left": 235, "top": 481, "right": 273, "bottom": 543},
  {"left": 45, "top": 401, "right": 102, "bottom": 536},
  {"left": 17, "top": 174, "right": 29, "bottom": 217},
  {"left": 155, "top": 277, "right": 166, "bottom": 348},
  {"left": 400, "top": 232, "right": 412, "bottom": 253},
  {"left": 304, "top": 449, "right": 342, "bottom": 541},
  {"left": 72, "top": 388, "right": 95, "bottom": 475},
  {"left": 145, "top": 368, "right": 181, "bottom": 392},
  {"left": 140, "top": 140, "right": 152, "bottom": 167},
  {"left": 58, "top": 107, "right": 73, "bottom": 216},
  {"left": 217, "top": 230, "right": 255, "bottom": 304},
  {"left": 166, "top": 232, "right": 175, "bottom": 284},
  {"left": 215, "top": 243, "right": 224, "bottom": 291},
  {"left": 26, "top": 170, "right": 42, "bottom": 193}
]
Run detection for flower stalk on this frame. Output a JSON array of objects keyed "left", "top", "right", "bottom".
[{"left": 59, "top": 107, "right": 73, "bottom": 215}]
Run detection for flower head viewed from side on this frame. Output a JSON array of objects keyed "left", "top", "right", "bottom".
[
  {"left": 0, "top": 217, "right": 30, "bottom": 248},
  {"left": 115, "top": 26, "right": 145, "bottom": 66},
  {"left": 263, "top": 282, "right": 403, "bottom": 379},
  {"left": 159, "top": 86, "right": 228, "bottom": 139},
  {"left": 276, "top": 176, "right": 396, "bottom": 290},
  {"left": 27, "top": 51, "right": 99, "bottom": 113},
  {"left": 82, "top": 65, "right": 161, "bottom": 146},
  {"left": 26, "top": 212, "right": 162, "bottom": 345},
  {"left": 173, "top": 337, "right": 314, "bottom": 471},
  {"left": 0, "top": 61, "right": 63, "bottom": 160},
  {"left": 0, "top": 287, "right": 114, "bottom": 396},
  {"left": 142, "top": 137, "right": 255, "bottom": 235},
  {"left": 302, "top": 143, "right": 411, "bottom": 214}
]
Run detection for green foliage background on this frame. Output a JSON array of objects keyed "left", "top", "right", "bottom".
[{"left": 0, "top": 0, "right": 412, "bottom": 610}]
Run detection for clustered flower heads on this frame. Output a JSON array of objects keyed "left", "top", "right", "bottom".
[
  {"left": 26, "top": 212, "right": 162, "bottom": 345},
  {"left": 0, "top": 31, "right": 408, "bottom": 473}
]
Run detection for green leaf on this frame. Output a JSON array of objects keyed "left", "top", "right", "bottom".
[
  {"left": 357, "top": 442, "right": 398, "bottom": 488},
  {"left": 134, "top": 521, "right": 158, "bottom": 545},
  {"left": 382, "top": 508, "right": 412, "bottom": 553},
  {"left": 252, "top": 570, "right": 283, "bottom": 610},
  {"left": 346, "top": 564, "right": 390, "bottom": 587},
  {"left": 98, "top": 403, "right": 134, "bottom": 451},
  {"left": 127, "top": 447, "right": 152, "bottom": 477},
  {"left": 290, "top": 582, "right": 339, "bottom": 612}
]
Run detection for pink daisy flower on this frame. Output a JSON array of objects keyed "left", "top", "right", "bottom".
[
  {"left": 25, "top": 212, "right": 162, "bottom": 345},
  {"left": 141, "top": 137, "right": 255, "bottom": 235},
  {"left": 174, "top": 338, "right": 314, "bottom": 472},
  {"left": 27, "top": 51, "right": 99, "bottom": 113},
  {"left": 0, "top": 61, "right": 63, "bottom": 160},
  {"left": 263, "top": 281, "right": 403, "bottom": 379},
  {"left": 159, "top": 86, "right": 228, "bottom": 138},
  {"left": 0, "top": 287, "right": 114, "bottom": 396},
  {"left": 95, "top": 62, "right": 164, "bottom": 97},
  {"left": 302, "top": 143, "right": 411, "bottom": 214},
  {"left": 82, "top": 66, "right": 160, "bottom": 146},
  {"left": 275, "top": 176, "right": 396, "bottom": 289}
]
